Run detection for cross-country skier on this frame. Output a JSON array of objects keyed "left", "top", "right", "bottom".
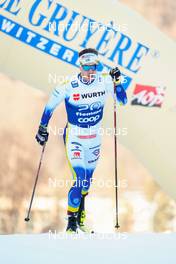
[{"left": 35, "top": 48, "right": 127, "bottom": 233}]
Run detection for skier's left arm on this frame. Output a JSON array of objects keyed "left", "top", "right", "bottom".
[{"left": 109, "top": 67, "right": 128, "bottom": 105}]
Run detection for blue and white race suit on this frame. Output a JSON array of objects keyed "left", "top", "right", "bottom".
[{"left": 40, "top": 72, "right": 127, "bottom": 213}]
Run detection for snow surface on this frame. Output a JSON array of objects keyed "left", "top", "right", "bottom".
[{"left": 0, "top": 233, "right": 176, "bottom": 264}]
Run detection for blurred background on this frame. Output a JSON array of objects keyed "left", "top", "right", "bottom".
[
  {"left": 0, "top": 0, "right": 176, "bottom": 234},
  {"left": 121, "top": 0, "right": 176, "bottom": 39}
]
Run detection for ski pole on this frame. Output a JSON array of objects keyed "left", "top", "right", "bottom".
[
  {"left": 113, "top": 83, "right": 120, "bottom": 229},
  {"left": 24, "top": 144, "right": 46, "bottom": 222}
]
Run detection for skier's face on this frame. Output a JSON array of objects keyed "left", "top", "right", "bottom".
[{"left": 80, "top": 64, "right": 97, "bottom": 81}]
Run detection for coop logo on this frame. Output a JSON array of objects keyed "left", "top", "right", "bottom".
[
  {"left": 78, "top": 115, "right": 100, "bottom": 123},
  {"left": 0, "top": 0, "right": 150, "bottom": 90},
  {"left": 73, "top": 94, "right": 80, "bottom": 101},
  {"left": 131, "top": 84, "right": 166, "bottom": 107}
]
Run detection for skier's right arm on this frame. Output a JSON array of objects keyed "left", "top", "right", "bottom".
[{"left": 36, "top": 82, "right": 68, "bottom": 146}]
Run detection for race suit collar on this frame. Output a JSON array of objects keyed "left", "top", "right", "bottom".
[{"left": 78, "top": 73, "right": 97, "bottom": 85}]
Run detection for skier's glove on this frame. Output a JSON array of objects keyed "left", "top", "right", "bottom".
[
  {"left": 109, "top": 67, "right": 121, "bottom": 84},
  {"left": 35, "top": 125, "right": 49, "bottom": 146}
]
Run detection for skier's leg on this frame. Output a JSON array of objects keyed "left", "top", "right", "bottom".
[
  {"left": 67, "top": 166, "right": 86, "bottom": 214},
  {"left": 83, "top": 137, "right": 101, "bottom": 195},
  {"left": 77, "top": 136, "right": 101, "bottom": 232},
  {"left": 63, "top": 126, "right": 87, "bottom": 232},
  {"left": 77, "top": 170, "right": 98, "bottom": 233}
]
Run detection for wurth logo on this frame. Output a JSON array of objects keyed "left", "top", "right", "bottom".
[
  {"left": 73, "top": 94, "right": 80, "bottom": 101},
  {"left": 81, "top": 91, "right": 106, "bottom": 99},
  {"left": 73, "top": 91, "right": 105, "bottom": 101}
]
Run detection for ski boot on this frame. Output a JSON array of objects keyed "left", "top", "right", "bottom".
[
  {"left": 66, "top": 213, "right": 78, "bottom": 234},
  {"left": 77, "top": 196, "right": 94, "bottom": 234}
]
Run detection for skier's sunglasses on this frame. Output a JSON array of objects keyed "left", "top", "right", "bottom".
[{"left": 82, "top": 64, "right": 97, "bottom": 71}]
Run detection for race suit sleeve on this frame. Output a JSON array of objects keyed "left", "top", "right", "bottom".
[
  {"left": 103, "top": 73, "right": 128, "bottom": 105},
  {"left": 115, "top": 81, "right": 128, "bottom": 105},
  {"left": 40, "top": 82, "right": 69, "bottom": 127}
]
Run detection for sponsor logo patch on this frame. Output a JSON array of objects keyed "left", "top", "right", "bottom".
[
  {"left": 92, "top": 149, "right": 100, "bottom": 157},
  {"left": 131, "top": 84, "right": 166, "bottom": 107},
  {"left": 73, "top": 91, "right": 105, "bottom": 101},
  {"left": 73, "top": 151, "right": 81, "bottom": 158},
  {"left": 81, "top": 91, "right": 105, "bottom": 99},
  {"left": 71, "top": 81, "right": 79, "bottom": 88},
  {"left": 73, "top": 94, "right": 80, "bottom": 101}
]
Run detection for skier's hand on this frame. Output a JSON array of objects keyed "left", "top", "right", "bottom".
[
  {"left": 35, "top": 125, "right": 49, "bottom": 146},
  {"left": 109, "top": 67, "right": 121, "bottom": 84}
]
